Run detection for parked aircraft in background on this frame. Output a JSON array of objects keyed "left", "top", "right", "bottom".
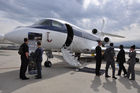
[{"left": 0, "top": 18, "right": 125, "bottom": 67}]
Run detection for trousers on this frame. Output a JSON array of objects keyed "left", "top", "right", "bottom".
[
  {"left": 105, "top": 61, "right": 115, "bottom": 77},
  {"left": 20, "top": 56, "right": 28, "bottom": 78}
]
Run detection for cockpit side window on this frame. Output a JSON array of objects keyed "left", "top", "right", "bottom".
[
  {"left": 39, "top": 20, "right": 51, "bottom": 26},
  {"left": 52, "top": 21, "right": 63, "bottom": 28}
]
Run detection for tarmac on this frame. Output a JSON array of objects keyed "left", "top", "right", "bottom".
[{"left": 0, "top": 50, "right": 140, "bottom": 93}]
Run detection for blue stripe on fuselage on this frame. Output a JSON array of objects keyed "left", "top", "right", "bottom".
[{"left": 30, "top": 25, "right": 99, "bottom": 41}]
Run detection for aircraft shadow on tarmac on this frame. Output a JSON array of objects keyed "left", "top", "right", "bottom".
[{"left": 0, "top": 62, "right": 74, "bottom": 93}]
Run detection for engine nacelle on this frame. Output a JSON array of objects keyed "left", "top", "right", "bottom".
[
  {"left": 104, "top": 37, "right": 110, "bottom": 43},
  {"left": 92, "top": 29, "right": 98, "bottom": 34}
]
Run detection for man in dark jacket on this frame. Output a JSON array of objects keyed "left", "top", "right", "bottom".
[
  {"left": 95, "top": 41, "right": 102, "bottom": 76},
  {"left": 116, "top": 45, "right": 127, "bottom": 76},
  {"left": 19, "top": 38, "right": 29, "bottom": 80},
  {"left": 104, "top": 43, "right": 117, "bottom": 79},
  {"left": 35, "top": 41, "right": 43, "bottom": 79}
]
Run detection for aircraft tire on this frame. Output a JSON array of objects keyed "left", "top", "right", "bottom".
[{"left": 44, "top": 61, "right": 52, "bottom": 67}]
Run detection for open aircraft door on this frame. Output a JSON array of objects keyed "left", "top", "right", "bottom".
[{"left": 28, "top": 32, "right": 42, "bottom": 74}]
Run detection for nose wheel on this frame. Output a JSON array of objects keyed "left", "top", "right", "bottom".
[{"left": 44, "top": 60, "right": 52, "bottom": 67}]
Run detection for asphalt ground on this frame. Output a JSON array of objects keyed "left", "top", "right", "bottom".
[{"left": 0, "top": 50, "right": 140, "bottom": 93}]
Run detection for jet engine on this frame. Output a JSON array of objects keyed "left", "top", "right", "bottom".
[
  {"left": 104, "top": 37, "right": 110, "bottom": 43},
  {"left": 101, "top": 37, "right": 110, "bottom": 46},
  {"left": 92, "top": 29, "right": 98, "bottom": 34}
]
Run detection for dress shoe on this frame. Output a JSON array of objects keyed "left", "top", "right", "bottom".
[
  {"left": 21, "top": 77, "right": 29, "bottom": 80},
  {"left": 96, "top": 74, "right": 101, "bottom": 76},
  {"left": 123, "top": 74, "right": 127, "bottom": 77},
  {"left": 112, "top": 76, "right": 117, "bottom": 79},
  {"left": 105, "top": 75, "right": 111, "bottom": 78},
  {"left": 20, "top": 76, "right": 29, "bottom": 79},
  {"left": 117, "top": 74, "right": 121, "bottom": 76},
  {"left": 129, "top": 78, "right": 135, "bottom": 80},
  {"left": 35, "top": 75, "right": 39, "bottom": 78},
  {"left": 35, "top": 77, "right": 42, "bottom": 79}
]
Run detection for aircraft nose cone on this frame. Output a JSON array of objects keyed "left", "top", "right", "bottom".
[
  {"left": 5, "top": 32, "right": 12, "bottom": 41},
  {"left": 5, "top": 31, "right": 17, "bottom": 43},
  {"left": 5, "top": 27, "right": 28, "bottom": 44}
]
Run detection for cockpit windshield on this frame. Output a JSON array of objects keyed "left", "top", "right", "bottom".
[
  {"left": 32, "top": 19, "right": 66, "bottom": 32},
  {"left": 52, "top": 20, "right": 63, "bottom": 28},
  {"left": 33, "top": 19, "right": 51, "bottom": 26},
  {"left": 33, "top": 19, "right": 63, "bottom": 28}
]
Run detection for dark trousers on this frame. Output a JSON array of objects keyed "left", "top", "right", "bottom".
[
  {"left": 20, "top": 56, "right": 28, "bottom": 78},
  {"left": 36, "top": 61, "right": 42, "bottom": 78},
  {"left": 105, "top": 61, "right": 115, "bottom": 77},
  {"left": 127, "top": 63, "right": 135, "bottom": 79},
  {"left": 118, "top": 62, "right": 127, "bottom": 75},
  {"left": 96, "top": 57, "right": 102, "bottom": 75}
]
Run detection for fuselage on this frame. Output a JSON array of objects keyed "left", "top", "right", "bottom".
[{"left": 5, "top": 18, "right": 100, "bottom": 53}]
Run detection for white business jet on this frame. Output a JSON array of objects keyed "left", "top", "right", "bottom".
[{"left": 1, "top": 18, "right": 124, "bottom": 67}]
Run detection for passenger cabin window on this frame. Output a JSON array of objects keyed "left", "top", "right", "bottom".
[{"left": 52, "top": 21, "right": 63, "bottom": 28}]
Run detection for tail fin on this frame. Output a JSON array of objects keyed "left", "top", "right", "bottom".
[{"left": 93, "top": 18, "right": 125, "bottom": 38}]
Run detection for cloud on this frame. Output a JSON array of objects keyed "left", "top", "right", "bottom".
[
  {"left": 0, "top": 11, "right": 31, "bottom": 34},
  {"left": 113, "top": 23, "right": 140, "bottom": 42},
  {"left": 0, "top": 0, "right": 140, "bottom": 45},
  {"left": 108, "top": 23, "right": 140, "bottom": 47}
]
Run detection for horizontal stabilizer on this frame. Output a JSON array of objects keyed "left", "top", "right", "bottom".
[{"left": 102, "top": 32, "right": 125, "bottom": 38}]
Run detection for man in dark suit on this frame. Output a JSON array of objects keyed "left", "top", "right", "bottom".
[
  {"left": 116, "top": 45, "right": 127, "bottom": 76},
  {"left": 19, "top": 38, "right": 29, "bottom": 80},
  {"left": 95, "top": 41, "right": 102, "bottom": 76},
  {"left": 104, "top": 43, "right": 117, "bottom": 79},
  {"left": 35, "top": 41, "right": 43, "bottom": 79}
]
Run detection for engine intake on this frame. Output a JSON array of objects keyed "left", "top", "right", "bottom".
[
  {"left": 104, "top": 37, "right": 109, "bottom": 43},
  {"left": 92, "top": 29, "right": 98, "bottom": 34}
]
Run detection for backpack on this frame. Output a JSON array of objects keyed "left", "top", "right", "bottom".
[{"left": 18, "top": 44, "right": 23, "bottom": 55}]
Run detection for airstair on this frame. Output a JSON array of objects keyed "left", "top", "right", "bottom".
[{"left": 61, "top": 47, "right": 82, "bottom": 67}]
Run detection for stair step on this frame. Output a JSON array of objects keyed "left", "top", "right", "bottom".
[{"left": 61, "top": 47, "right": 81, "bottom": 67}]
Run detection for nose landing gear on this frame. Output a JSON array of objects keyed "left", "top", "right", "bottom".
[
  {"left": 44, "top": 51, "right": 53, "bottom": 67},
  {"left": 44, "top": 60, "right": 52, "bottom": 67}
]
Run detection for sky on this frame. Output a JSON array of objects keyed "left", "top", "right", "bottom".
[{"left": 0, "top": 0, "right": 140, "bottom": 46}]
